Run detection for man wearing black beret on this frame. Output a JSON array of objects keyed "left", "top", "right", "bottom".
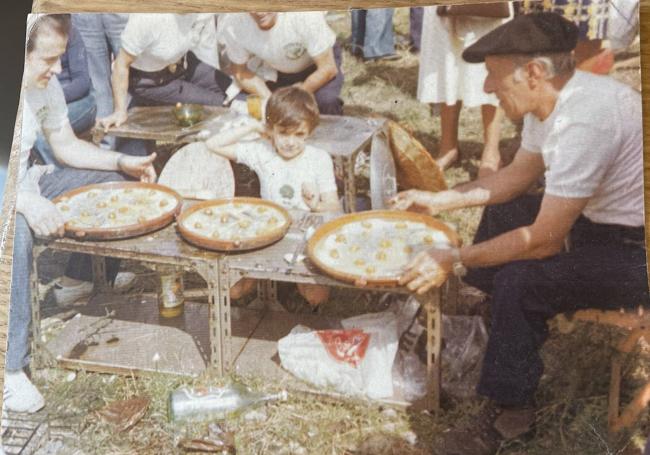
[{"left": 391, "top": 12, "right": 647, "bottom": 454}]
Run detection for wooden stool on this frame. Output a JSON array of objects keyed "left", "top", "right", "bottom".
[{"left": 555, "top": 306, "right": 650, "bottom": 435}]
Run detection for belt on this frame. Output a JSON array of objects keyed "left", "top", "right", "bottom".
[
  {"left": 571, "top": 216, "right": 646, "bottom": 249},
  {"left": 130, "top": 55, "right": 188, "bottom": 86}
]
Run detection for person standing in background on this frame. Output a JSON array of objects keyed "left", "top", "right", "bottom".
[
  {"left": 417, "top": 5, "right": 510, "bottom": 172},
  {"left": 71, "top": 14, "right": 128, "bottom": 149},
  {"left": 349, "top": 8, "right": 399, "bottom": 61},
  {"left": 409, "top": 7, "right": 423, "bottom": 53}
]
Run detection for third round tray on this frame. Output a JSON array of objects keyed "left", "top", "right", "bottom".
[{"left": 307, "top": 210, "right": 460, "bottom": 287}]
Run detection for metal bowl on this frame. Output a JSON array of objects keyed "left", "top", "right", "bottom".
[{"left": 172, "top": 103, "right": 204, "bottom": 127}]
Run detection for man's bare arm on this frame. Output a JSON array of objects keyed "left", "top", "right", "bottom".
[
  {"left": 460, "top": 195, "right": 588, "bottom": 267},
  {"left": 390, "top": 149, "right": 545, "bottom": 215},
  {"left": 97, "top": 49, "right": 136, "bottom": 130},
  {"left": 47, "top": 123, "right": 157, "bottom": 182},
  {"left": 400, "top": 194, "right": 588, "bottom": 294},
  {"left": 231, "top": 63, "right": 272, "bottom": 99},
  {"left": 301, "top": 48, "right": 337, "bottom": 93}
]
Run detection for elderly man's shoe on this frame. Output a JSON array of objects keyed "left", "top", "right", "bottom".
[{"left": 436, "top": 401, "right": 535, "bottom": 455}]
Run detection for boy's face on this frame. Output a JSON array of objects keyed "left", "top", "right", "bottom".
[{"left": 271, "top": 122, "right": 311, "bottom": 160}]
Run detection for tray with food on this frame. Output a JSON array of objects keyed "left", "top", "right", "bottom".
[
  {"left": 177, "top": 197, "right": 291, "bottom": 251},
  {"left": 307, "top": 210, "right": 460, "bottom": 287},
  {"left": 53, "top": 181, "right": 182, "bottom": 240}
]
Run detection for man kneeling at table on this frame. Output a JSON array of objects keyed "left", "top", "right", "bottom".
[
  {"left": 6, "top": 14, "right": 156, "bottom": 413},
  {"left": 390, "top": 13, "right": 648, "bottom": 455}
]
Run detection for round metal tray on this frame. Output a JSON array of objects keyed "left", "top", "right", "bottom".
[
  {"left": 307, "top": 210, "right": 460, "bottom": 287},
  {"left": 52, "top": 181, "right": 182, "bottom": 240},
  {"left": 177, "top": 197, "right": 291, "bottom": 252}
]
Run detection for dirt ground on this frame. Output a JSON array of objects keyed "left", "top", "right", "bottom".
[{"left": 12, "top": 8, "right": 648, "bottom": 455}]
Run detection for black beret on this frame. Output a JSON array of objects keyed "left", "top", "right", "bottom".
[{"left": 462, "top": 12, "right": 579, "bottom": 63}]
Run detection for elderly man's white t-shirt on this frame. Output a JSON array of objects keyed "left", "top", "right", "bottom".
[
  {"left": 121, "top": 13, "right": 219, "bottom": 72},
  {"left": 521, "top": 70, "right": 643, "bottom": 227},
  {"left": 221, "top": 12, "right": 336, "bottom": 74},
  {"left": 19, "top": 77, "right": 68, "bottom": 192},
  {"left": 234, "top": 140, "right": 337, "bottom": 211}
]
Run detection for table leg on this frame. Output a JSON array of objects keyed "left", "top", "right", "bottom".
[
  {"left": 219, "top": 261, "right": 233, "bottom": 372},
  {"left": 257, "top": 280, "right": 278, "bottom": 307},
  {"left": 91, "top": 256, "right": 109, "bottom": 293},
  {"left": 417, "top": 289, "right": 442, "bottom": 412},
  {"left": 196, "top": 261, "right": 230, "bottom": 375}
]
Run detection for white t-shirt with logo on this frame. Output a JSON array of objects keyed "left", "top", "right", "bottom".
[
  {"left": 521, "top": 70, "right": 644, "bottom": 227},
  {"left": 220, "top": 12, "right": 336, "bottom": 74},
  {"left": 121, "top": 13, "right": 219, "bottom": 72},
  {"left": 234, "top": 140, "right": 338, "bottom": 211},
  {"left": 19, "top": 77, "right": 68, "bottom": 192}
]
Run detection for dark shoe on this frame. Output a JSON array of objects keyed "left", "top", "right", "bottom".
[
  {"left": 436, "top": 402, "right": 535, "bottom": 455},
  {"left": 364, "top": 53, "right": 401, "bottom": 62}
]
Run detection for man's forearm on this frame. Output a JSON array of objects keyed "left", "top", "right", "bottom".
[
  {"left": 234, "top": 69, "right": 272, "bottom": 99},
  {"left": 440, "top": 158, "right": 541, "bottom": 210},
  {"left": 302, "top": 67, "right": 336, "bottom": 93},
  {"left": 55, "top": 136, "right": 121, "bottom": 171},
  {"left": 460, "top": 225, "right": 562, "bottom": 269},
  {"left": 111, "top": 64, "right": 130, "bottom": 113}
]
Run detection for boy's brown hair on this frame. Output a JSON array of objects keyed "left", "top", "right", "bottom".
[{"left": 265, "top": 86, "right": 320, "bottom": 133}]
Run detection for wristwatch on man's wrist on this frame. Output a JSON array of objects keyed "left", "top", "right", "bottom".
[{"left": 451, "top": 248, "right": 467, "bottom": 277}]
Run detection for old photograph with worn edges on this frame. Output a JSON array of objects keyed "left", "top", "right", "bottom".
[{"left": 1, "top": 2, "right": 648, "bottom": 453}]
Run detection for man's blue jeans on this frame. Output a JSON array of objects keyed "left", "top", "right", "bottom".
[
  {"left": 72, "top": 13, "right": 128, "bottom": 149},
  {"left": 350, "top": 8, "right": 395, "bottom": 59},
  {"left": 465, "top": 195, "right": 649, "bottom": 407},
  {"left": 7, "top": 168, "right": 124, "bottom": 372}
]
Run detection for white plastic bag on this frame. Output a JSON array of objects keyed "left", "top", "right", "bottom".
[
  {"left": 441, "top": 315, "right": 488, "bottom": 398},
  {"left": 278, "top": 313, "right": 399, "bottom": 399},
  {"left": 608, "top": 0, "right": 640, "bottom": 50}
]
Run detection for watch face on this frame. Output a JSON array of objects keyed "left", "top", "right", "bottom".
[{"left": 453, "top": 262, "right": 467, "bottom": 277}]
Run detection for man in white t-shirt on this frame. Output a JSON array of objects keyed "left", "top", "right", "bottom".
[
  {"left": 99, "top": 14, "right": 234, "bottom": 132},
  {"left": 7, "top": 14, "right": 157, "bottom": 414},
  {"left": 220, "top": 12, "right": 344, "bottom": 115},
  {"left": 390, "top": 13, "right": 647, "bottom": 454}
]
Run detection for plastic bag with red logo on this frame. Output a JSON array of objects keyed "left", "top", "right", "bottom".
[{"left": 278, "top": 315, "right": 398, "bottom": 399}]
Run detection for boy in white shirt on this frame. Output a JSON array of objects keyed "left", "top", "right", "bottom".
[{"left": 206, "top": 86, "right": 340, "bottom": 306}]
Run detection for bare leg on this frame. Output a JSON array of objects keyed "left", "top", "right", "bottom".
[
  {"left": 437, "top": 102, "right": 462, "bottom": 169},
  {"left": 478, "top": 104, "right": 504, "bottom": 178},
  {"left": 230, "top": 278, "right": 256, "bottom": 300},
  {"left": 297, "top": 283, "right": 331, "bottom": 307}
]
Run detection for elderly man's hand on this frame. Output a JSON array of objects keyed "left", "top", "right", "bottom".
[
  {"left": 399, "top": 247, "right": 454, "bottom": 294},
  {"left": 388, "top": 189, "right": 442, "bottom": 216},
  {"left": 117, "top": 153, "right": 157, "bottom": 183},
  {"left": 20, "top": 193, "right": 65, "bottom": 238}
]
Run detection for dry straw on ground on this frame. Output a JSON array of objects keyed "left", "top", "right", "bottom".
[{"left": 0, "top": 3, "right": 648, "bottom": 454}]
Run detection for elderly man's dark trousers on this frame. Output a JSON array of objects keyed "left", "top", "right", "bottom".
[{"left": 464, "top": 195, "right": 649, "bottom": 407}]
